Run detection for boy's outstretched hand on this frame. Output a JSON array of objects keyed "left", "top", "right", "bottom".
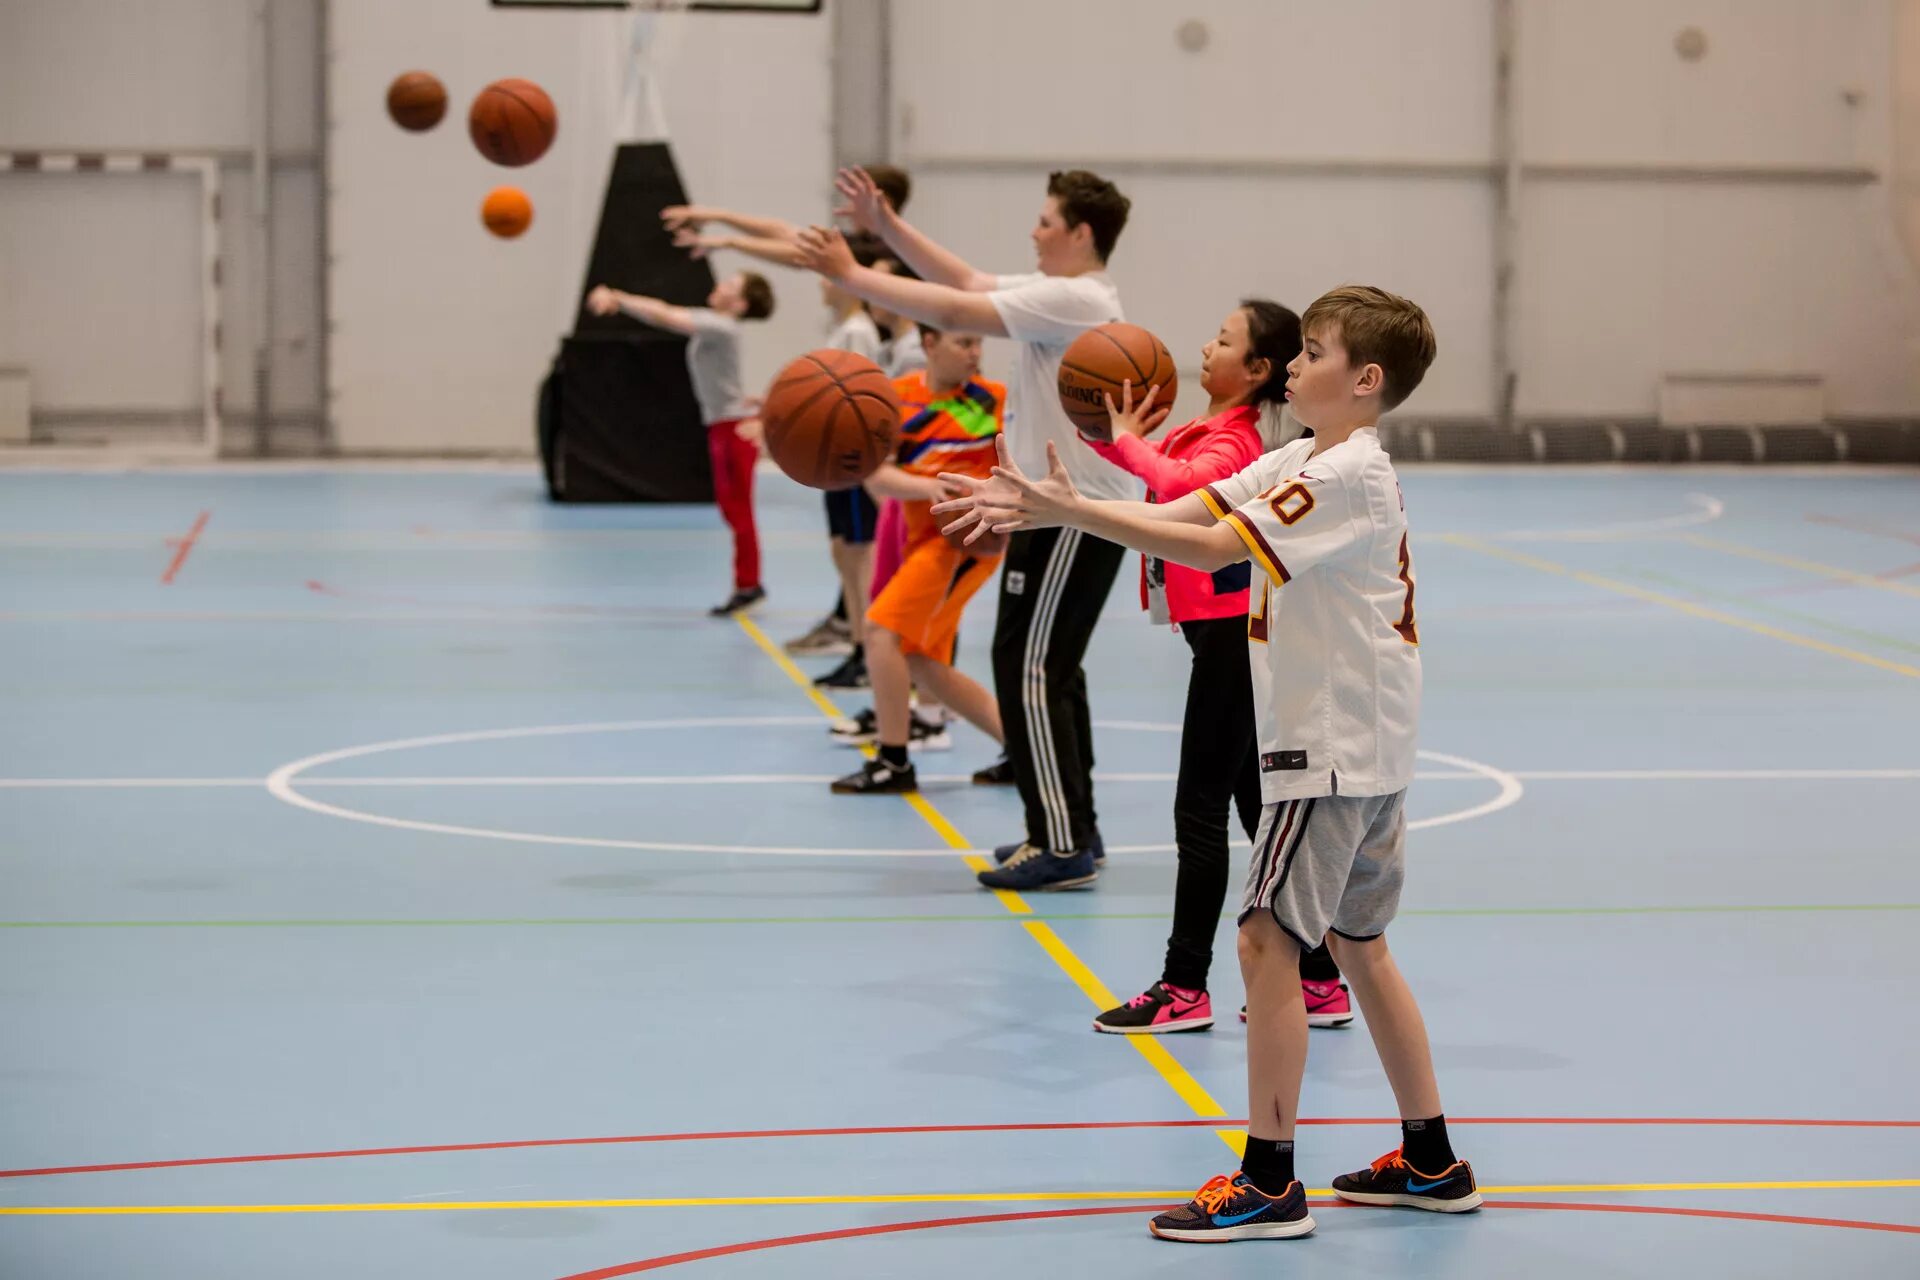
[
  {"left": 793, "top": 225, "right": 855, "bottom": 279},
  {"left": 832, "top": 167, "right": 888, "bottom": 232},
  {"left": 931, "top": 438, "right": 1082, "bottom": 543},
  {"left": 585, "top": 285, "right": 622, "bottom": 317}
]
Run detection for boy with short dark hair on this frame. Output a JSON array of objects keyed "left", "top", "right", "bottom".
[
  {"left": 934, "top": 284, "right": 1481, "bottom": 1243},
  {"left": 794, "top": 165, "right": 1136, "bottom": 891}
]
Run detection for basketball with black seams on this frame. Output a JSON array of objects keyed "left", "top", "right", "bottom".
[
  {"left": 1057, "top": 322, "right": 1179, "bottom": 442},
  {"left": 468, "top": 78, "right": 557, "bottom": 167},
  {"left": 386, "top": 71, "right": 448, "bottom": 132},
  {"left": 761, "top": 350, "right": 901, "bottom": 490}
]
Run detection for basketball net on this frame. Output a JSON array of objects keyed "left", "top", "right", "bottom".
[{"left": 617, "top": 1, "right": 688, "bottom": 143}]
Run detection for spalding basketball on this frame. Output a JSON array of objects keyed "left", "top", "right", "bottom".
[
  {"left": 481, "top": 186, "right": 533, "bottom": 238},
  {"left": 1057, "top": 322, "right": 1179, "bottom": 442},
  {"left": 387, "top": 71, "right": 447, "bottom": 132},
  {"left": 762, "top": 350, "right": 901, "bottom": 491},
  {"left": 468, "top": 78, "right": 557, "bottom": 167}
]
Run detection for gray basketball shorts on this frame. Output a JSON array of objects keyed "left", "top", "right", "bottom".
[{"left": 1237, "top": 790, "right": 1408, "bottom": 948}]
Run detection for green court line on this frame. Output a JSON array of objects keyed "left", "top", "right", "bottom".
[
  {"left": 1636, "top": 569, "right": 1920, "bottom": 659},
  {"left": 2, "top": 903, "right": 1917, "bottom": 930}
]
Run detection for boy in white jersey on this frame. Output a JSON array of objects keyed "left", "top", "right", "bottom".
[
  {"left": 934, "top": 286, "right": 1480, "bottom": 1243},
  {"left": 795, "top": 167, "right": 1136, "bottom": 889}
]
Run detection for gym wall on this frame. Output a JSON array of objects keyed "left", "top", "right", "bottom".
[
  {"left": 327, "top": 0, "right": 831, "bottom": 453},
  {"left": 891, "top": 0, "right": 1920, "bottom": 423}
]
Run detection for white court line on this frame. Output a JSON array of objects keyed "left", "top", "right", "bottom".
[
  {"left": 248, "top": 717, "right": 1521, "bottom": 858},
  {"left": 6, "top": 768, "right": 1920, "bottom": 790},
  {"left": 1440, "top": 493, "right": 1724, "bottom": 543}
]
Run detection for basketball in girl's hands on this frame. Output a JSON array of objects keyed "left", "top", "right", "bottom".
[
  {"left": 468, "top": 78, "right": 557, "bottom": 166},
  {"left": 1057, "top": 322, "right": 1178, "bottom": 442},
  {"left": 481, "top": 186, "right": 533, "bottom": 238},
  {"left": 762, "top": 350, "right": 901, "bottom": 491},
  {"left": 387, "top": 71, "right": 447, "bottom": 131}
]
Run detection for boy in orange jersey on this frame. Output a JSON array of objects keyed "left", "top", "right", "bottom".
[{"left": 831, "top": 324, "right": 1008, "bottom": 794}]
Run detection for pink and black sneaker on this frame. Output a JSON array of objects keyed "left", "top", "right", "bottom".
[
  {"left": 1094, "top": 982, "right": 1213, "bottom": 1035},
  {"left": 1239, "top": 981, "right": 1356, "bottom": 1028},
  {"left": 1303, "top": 980, "right": 1354, "bottom": 1028}
]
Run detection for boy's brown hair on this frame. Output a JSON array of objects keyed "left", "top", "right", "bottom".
[
  {"left": 1301, "top": 285, "right": 1436, "bottom": 410},
  {"left": 1046, "top": 170, "right": 1130, "bottom": 262},
  {"left": 863, "top": 163, "right": 911, "bottom": 212},
  {"left": 740, "top": 272, "right": 775, "bottom": 321}
]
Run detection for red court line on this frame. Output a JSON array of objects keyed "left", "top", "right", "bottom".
[
  {"left": 554, "top": 1199, "right": 1920, "bottom": 1276},
  {"left": 160, "top": 511, "right": 211, "bottom": 585},
  {"left": 6, "top": 1116, "right": 1917, "bottom": 1181}
]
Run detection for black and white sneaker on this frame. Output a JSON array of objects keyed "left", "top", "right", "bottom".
[
  {"left": 708, "top": 586, "right": 766, "bottom": 617},
  {"left": 1331, "top": 1149, "right": 1482, "bottom": 1213},
  {"left": 814, "top": 651, "right": 869, "bottom": 690},
  {"left": 830, "top": 758, "right": 918, "bottom": 795},
  {"left": 829, "top": 709, "right": 950, "bottom": 751}
]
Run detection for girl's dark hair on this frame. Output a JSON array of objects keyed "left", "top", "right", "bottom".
[{"left": 1237, "top": 298, "right": 1302, "bottom": 409}]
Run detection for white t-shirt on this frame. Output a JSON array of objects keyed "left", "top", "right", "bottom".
[
  {"left": 882, "top": 331, "right": 926, "bottom": 379},
  {"left": 684, "top": 309, "right": 749, "bottom": 424},
  {"left": 988, "top": 272, "right": 1139, "bottom": 502},
  {"left": 825, "top": 309, "right": 884, "bottom": 363},
  {"left": 1197, "top": 428, "right": 1421, "bottom": 802}
]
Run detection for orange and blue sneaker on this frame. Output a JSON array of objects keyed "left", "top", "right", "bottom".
[
  {"left": 1331, "top": 1148, "right": 1482, "bottom": 1212},
  {"left": 1149, "top": 1172, "right": 1314, "bottom": 1242}
]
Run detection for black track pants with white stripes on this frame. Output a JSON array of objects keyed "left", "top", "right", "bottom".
[{"left": 990, "top": 527, "right": 1127, "bottom": 854}]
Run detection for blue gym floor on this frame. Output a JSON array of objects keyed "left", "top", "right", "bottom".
[{"left": 1, "top": 460, "right": 1917, "bottom": 1278}]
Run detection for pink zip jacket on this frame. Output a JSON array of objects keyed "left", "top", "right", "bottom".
[{"left": 1085, "top": 404, "right": 1263, "bottom": 623}]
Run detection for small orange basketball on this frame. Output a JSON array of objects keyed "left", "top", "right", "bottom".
[
  {"left": 481, "top": 186, "right": 533, "bottom": 238},
  {"left": 762, "top": 350, "right": 901, "bottom": 490},
  {"left": 387, "top": 71, "right": 447, "bottom": 131},
  {"left": 468, "top": 78, "right": 557, "bottom": 167},
  {"left": 1057, "top": 322, "right": 1179, "bottom": 442}
]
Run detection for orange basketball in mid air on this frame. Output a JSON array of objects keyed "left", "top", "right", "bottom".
[
  {"left": 1057, "top": 322, "right": 1179, "bottom": 442},
  {"left": 481, "top": 186, "right": 533, "bottom": 238},
  {"left": 386, "top": 71, "right": 447, "bottom": 132},
  {"left": 468, "top": 78, "right": 557, "bottom": 167},
  {"left": 761, "top": 351, "right": 901, "bottom": 490}
]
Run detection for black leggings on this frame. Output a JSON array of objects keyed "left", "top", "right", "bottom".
[{"left": 1162, "top": 615, "right": 1338, "bottom": 992}]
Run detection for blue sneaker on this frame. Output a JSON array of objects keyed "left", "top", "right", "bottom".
[
  {"left": 1149, "top": 1173, "right": 1315, "bottom": 1242},
  {"left": 992, "top": 831, "right": 1105, "bottom": 867},
  {"left": 977, "top": 844, "right": 1097, "bottom": 891}
]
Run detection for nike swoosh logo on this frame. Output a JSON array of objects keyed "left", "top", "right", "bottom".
[
  {"left": 1210, "top": 1206, "right": 1272, "bottom": 1226},
  {"left": 1406, "top": 1177, "right": 1454, "bottom": 1193}
]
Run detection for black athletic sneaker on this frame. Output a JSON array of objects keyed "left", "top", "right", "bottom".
[
  {"left": 971, "top": 755, "right": 1015, "bottom": 786},
  {"left": 829, "top": 708, "right": 951, "bottom": 751},
  {"left": 993, "top": 831, "right": 1105, "bottom": 868},
  {"left": 814, "top": 651, "right": 869, "bottom": 690},
  {"left": 1149, "top": 1173, "right": 1314, "bottom": 1243},
  {"left": 1331, "top": 1148, "right": 1482, "bottom": 1212},
  {"left": 830, "top": 758, "right": 918, "bottom": 795},
  {"left": 976, "top": 844, "right": 1096, "bottom": 892},
  {"left": 708, "top": 586, "right": 766, "bottom": 617}
]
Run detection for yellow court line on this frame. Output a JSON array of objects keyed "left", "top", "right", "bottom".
[
  {"left": 732, "top": 615, "right": 1229, "bottom": 1136},
  {"left": 1445, "top": 538, "right": 1920, "bottom": 682},
  {"left": 8, "top": 1179, "right": 1917, "bottom": 1216},
  {"left": 1677, "top": 533, "right": 1920, "bottom": 601}
]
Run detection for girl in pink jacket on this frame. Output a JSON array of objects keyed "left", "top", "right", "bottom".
[{"left": 1083, "top": 300, "right": 1350, "bottom": 1036}]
